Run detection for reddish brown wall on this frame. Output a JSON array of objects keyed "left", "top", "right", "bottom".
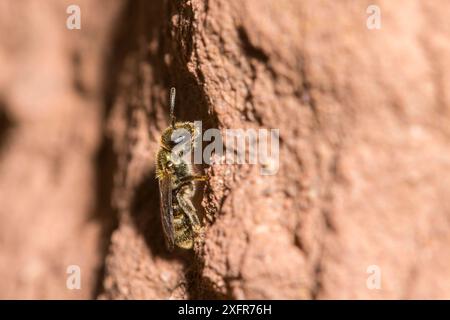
[
  {"left": 100, "top": 0, "right": 450, "bottom": 299},
  {"left": 0, "top": 0, "right": 450, "bottom": 299}
]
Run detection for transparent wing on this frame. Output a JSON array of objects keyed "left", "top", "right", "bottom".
[{"left": 159, "top": 176, "right": 174, "bottom": 251}]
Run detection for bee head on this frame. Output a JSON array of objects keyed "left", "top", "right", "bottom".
[
  {"left": 161, "top": 87, "right": 199, "bottom": 150},
  {"left": 161, "top": 122, "right": 197, "bottom": 150}
]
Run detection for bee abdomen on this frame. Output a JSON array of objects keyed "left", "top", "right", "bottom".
[{"left": 173, "top": 212, "right": 194, "bottom": 249}]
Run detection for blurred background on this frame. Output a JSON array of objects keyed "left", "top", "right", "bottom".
[
  {"left": 0, "top": 0, "right": 450, "bottom": 299},
  {"left": 0, "top": 0, "right": 123, "bottom": 298}
]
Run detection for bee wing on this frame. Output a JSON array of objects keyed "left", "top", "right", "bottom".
[{"left": 159, "top": 176, "right": 175, "bottom": 251}]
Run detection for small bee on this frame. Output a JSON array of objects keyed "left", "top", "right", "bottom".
[{"left": 156, "top": 88, "right": 207, "bottom": 250}]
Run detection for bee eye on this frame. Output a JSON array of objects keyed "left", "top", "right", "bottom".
[
  {"left": 172, "top": 135, "right": 185, "bottom": 144},
  {"left": 167, "top": 161, "right": 173, "bottom": 168}
]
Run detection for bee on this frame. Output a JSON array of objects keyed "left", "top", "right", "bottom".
[{"left": 156, "top": 88, "right": 207, "bottom": 250}]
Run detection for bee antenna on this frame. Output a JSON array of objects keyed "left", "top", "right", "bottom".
[{"left": 170, "top": 87, "right": 176, "bottom": 128}]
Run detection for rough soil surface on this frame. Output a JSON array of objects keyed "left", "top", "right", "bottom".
[{"left": 1, "top": 0, "right": 450, "bottom": 299}]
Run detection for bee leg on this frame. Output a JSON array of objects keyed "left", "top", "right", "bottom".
[
  {"left": 179, "top": 175, "right": 208, "bottom": 185},
  {"left": 192, "top": 175, "right": 208, "bottom": 182},
  {"left": 173, "top": 175, "right": 208, "bottom": 191},
  {"left": 176, "top": 191, "right": 202, "bottom": 234}
]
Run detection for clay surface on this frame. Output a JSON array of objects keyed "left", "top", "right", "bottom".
[{"left": 1, "top": 0, "right": 450, "bottom": 299}]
